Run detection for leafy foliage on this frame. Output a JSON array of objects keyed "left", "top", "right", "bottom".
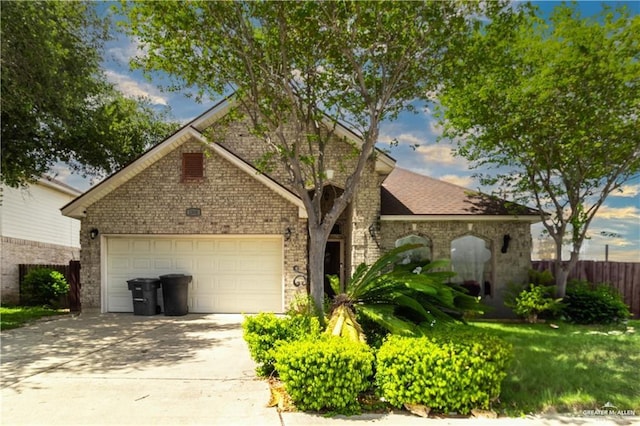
[
  {"left": 563, "top": 280, "right": 631, "bottom": 325},
  {"left": 1, "top": 1, "right": 177, "bottom": 186},
  {"left": 274, "top": 337, "right": 374, "bottom": 414},
  {"left": 21, "top": 268, "right": 69, "bottom": 307},
  {"left": 376, "top": 330, "right": 512, "bottom": 414},
  {"left": 326, "top": 244, "right": 482, "bottom": 341},
  {"left": 438, "top": 2, "right": 640, "bottom": 296},
  {"left": 242, "top": 312, "right": 321, "bottom": 376},
  {"left": 122, "top": 0, "right": 510, "bottom": 315},
  {"left": 506, "top": 284, "right": 563, "bottom": 323}
]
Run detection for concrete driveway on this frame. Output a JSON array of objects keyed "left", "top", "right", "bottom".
[{"left": 1, "top": 313, "right": 636, "bottom": 426}]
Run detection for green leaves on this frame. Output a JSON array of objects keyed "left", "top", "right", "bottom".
[
  {"left": 438, "top": 2, "right": 640, "bottom": 294},
  {"left": 273, "top": 336, "right": 374, "bottom": 414},
  {"left": 327, "top": 243, "right": 483, "bottom": 340},
  {"left": 376, "top": 332, "right": 512, "bottom": 414},
  {"left": 1, "top": 1, "right": 178, "bottom": 187}
]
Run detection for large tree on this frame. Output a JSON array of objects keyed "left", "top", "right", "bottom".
[
  {"left": 123, "top": 0, "right": 509, "bottom": 315},
  {"left": 437, "top": 3, "right": 640, "bottom": 296},
  {"left": 1, "top": 1, "right": 177, "bottom": 187}
]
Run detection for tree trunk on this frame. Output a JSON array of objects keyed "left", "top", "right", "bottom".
[
  {"left": 308, "top": 224, "right": 328, "bottom": 318},
  {"left": 554, "top": 248, "right": 580, "bottom": 298},
  {"left": 555, "top": 266, "right": 569, "bottom": 298}
]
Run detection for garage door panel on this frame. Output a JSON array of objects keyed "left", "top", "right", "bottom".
[
  {"left": 106, "top": 236, "right": 283, "bottom": 313},
  {"left": 152, "top": 239, "right": 172, "bottom": 252}
]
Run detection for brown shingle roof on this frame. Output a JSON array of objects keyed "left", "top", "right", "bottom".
[{"left": 381, "top": 168, "right": 540, "bottom": 217}]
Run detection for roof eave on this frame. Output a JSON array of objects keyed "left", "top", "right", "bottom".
[{"left": 380, "top": 214, "right": 542, "bottom": 223}]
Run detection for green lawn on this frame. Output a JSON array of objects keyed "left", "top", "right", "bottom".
[
  {"left": 472, "top": 320, "right": 640, "bottom": 416},
  {"left": 0, "top": 306, "right": 67, "bottom": 330}
]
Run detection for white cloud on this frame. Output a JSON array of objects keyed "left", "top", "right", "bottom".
[
  {"left": 107, "top": 36, "right": 146, "bottom": 66},
  {"left": 105, "top": 70, "right": 168, "bottom": 106},
  {"left": 428, "top": 120, "right": 443, "bottom": 137},
  {"left": 613, "top": 183, "right": 640, "bottom": 198},
  {"left": 595, "top": 205, "right": 640, "bottom": 220},
  {"left": 416, "top": 143, "right": 466, "bottom": 167},
  {"left": 438, "top": 174, "right": 474, "bottom": 188}
]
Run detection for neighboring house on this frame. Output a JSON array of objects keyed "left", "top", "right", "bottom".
[
  {"left": 1, "top": 178, "right": 81, "bottom": 304},
  {"left": 62, "top": 98, "right": 540, "bottom": 316}
]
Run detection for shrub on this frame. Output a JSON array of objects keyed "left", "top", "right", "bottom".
[
  {"left": 274, "top": 336, "right": 374, "bottom": 414},
  {"left": 376, "top": 329, "right": 512, "bottom": 414},
  {"left": 21, "top": 268, "right": 69, "bottom": 307},
  {"left": 563, "top": 280, "right": 630, "bottom": 324},
  {"left": 242, "top": 312, "right": 321, "bottom": 376},
  {"left": 507, "top": 284, "right": 563, "bottom": 323}
]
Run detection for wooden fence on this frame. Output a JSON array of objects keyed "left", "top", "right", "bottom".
[
  {"left": 531, "top": 260, "right": 640, "bottom": 318},
  {"left": 18, "top": 261, "right": 81, "bottom": 312}
]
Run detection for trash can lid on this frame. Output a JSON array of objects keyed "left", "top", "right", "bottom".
[
  {"left": 127, "top": 278, "right": 161, "bottom": 283},
  {"left": 159, "top": 274, "right": 191, "bottom": 278}
]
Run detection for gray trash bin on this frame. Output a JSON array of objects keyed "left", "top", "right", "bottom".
[
  {"left": 127, "top": 278, "right": 161, "bottom": 316},
  {"left": 159, "top": 274, "right": 192, "bottom": 316}
]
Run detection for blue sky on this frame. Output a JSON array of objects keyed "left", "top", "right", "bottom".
[{"left": 55, "top": 1, "right": 639, "bottom": 262}]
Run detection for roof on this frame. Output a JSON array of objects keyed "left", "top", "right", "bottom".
[
  {"left": 61, "top": 96, "right": 394, "bottom": 219},
  {"left": 381, "top": 168, "right": 541, "bottom": 222},
  {"left": 61, "top": 125, "right": 307, "bottom": 219},
  {"left": 38, "top": 177, "right": 83, "bottom": 197}
]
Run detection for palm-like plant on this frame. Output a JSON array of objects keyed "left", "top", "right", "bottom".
[{"left": 325, "top": 244, "right": 483, "bottom": 341}]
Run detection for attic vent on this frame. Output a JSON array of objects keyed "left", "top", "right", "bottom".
[{"left": 182, "top": 153, "right": 204, "bottom": 181}]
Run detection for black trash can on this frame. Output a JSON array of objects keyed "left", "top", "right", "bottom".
[
  {"left": 127, "top": 278, "right": 161, "bottom": 316},
  {"left": 159, "top": 274, "right": 192, "bottom": 316}
]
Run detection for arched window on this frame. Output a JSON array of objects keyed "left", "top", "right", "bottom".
[
  {"left": 450, "top": 235, "right": 491, "bottom": 285},
  {"left": 395, "top": 235, "right": 431, "bottom": 264}
]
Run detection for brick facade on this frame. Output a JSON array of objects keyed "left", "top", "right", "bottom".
[
  {"left": 0, "top": 236, "right": 80, "bottom": 304},
  {"left": 380, "top": 220, "right": 533, "bottom": 317},
  {"left": 75, "top": 109, "right": 533, "bottom": 315}
]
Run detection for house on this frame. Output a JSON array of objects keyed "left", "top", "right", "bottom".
[
  {"left": 61, "top": 98, "right": 540, "bottom": 316},
  {"left": 1, "top": 178, "right": 81, "bottom": 303}
]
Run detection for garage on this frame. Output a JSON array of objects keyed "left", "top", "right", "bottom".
[{"left": 104, "top": 235, "right": 283, "bottom": 314}]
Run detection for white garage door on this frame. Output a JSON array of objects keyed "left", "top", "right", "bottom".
[{"left": 105, "top": 236, "right": 283, "bottom": 313}]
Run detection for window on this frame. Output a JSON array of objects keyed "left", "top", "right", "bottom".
[
  {"left": 450, "top": 235, "right": 491, "bottom": 285},
  {"left": 182, "top": 153, "right": 204, "bottom": 181},
  {"left": 395, "top": 235, "right": 431, "bottom": 264}
]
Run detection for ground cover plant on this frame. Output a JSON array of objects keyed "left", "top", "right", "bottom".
[
  {"left": 474, "top": 320, "right": 640, "bottom": 415},
  {"left": 0, "top": 305, "right": 66, "bottom": 330}
]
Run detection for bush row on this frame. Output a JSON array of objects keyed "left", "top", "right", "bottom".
[
  {"left": 507, "top": 276, "right": 631, "bottom": 325},
  {"left": 243, "top": 313, "right": 512, "bottom": 415}
]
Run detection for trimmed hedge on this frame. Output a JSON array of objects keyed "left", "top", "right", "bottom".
[
  {"left": 376, "top": 328, "right": 512, "bottom": 414},
  {"left": 242, "top": 312, "right": 321, "bottom": 376},
  {"left": 274, "top": 337, "right": 374, "bottom": 414}
]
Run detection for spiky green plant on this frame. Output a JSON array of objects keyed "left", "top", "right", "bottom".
[{"left": 326, "top": 244, "right": 483, "bottom": 341}]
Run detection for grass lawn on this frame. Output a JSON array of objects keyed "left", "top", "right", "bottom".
[
  {"left": 0, "top": 306, "right": 67, "bottom": 331},
  {"left": 472, "top": 320, "right": 640, "bottom": 416}
]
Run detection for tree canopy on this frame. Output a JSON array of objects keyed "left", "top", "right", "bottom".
[
  {"left": 123, "top": 0, "right": 509, "bottom": 314},
  {"left": 438, "top": 3, "right": 640, "bottom": 296},
  {"left": 1, "top": 1, "right": 177, "bottom": 187}
]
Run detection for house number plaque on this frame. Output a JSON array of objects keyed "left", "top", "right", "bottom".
[{"left": 186, "top": 208, "right": 201, "bottom": 217}]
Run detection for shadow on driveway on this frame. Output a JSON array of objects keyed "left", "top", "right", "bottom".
[{"left": 1, "top": 312, "right": 246, "bottom": 389}]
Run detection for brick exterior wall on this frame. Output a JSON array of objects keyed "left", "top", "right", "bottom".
[
  {"left": 80, "top": 132, "right": 379, "bottom": 310},
  {"left": 380, "top": 220, "right": 533, "bottom": 317},
  {"left": 212, "top": 118, "right": 385, "bottom": 274},
  {"left": 0, "top": 236, "right": 80, "bottom": 304},
  {"left": 77, "top": 109, "right": 533, "bottom": 316}
]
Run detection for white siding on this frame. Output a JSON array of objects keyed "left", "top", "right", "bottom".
[{"left": 0, "top": 183, "right": 80, "bottom": 248}]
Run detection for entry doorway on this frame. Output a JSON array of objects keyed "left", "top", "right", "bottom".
[{"left": 324, "top": 239, "right": 344, "bottom": 298}]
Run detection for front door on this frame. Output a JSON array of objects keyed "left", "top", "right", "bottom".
[{"left": 324, "top": 240, "right": 344, "bottom": 298}]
